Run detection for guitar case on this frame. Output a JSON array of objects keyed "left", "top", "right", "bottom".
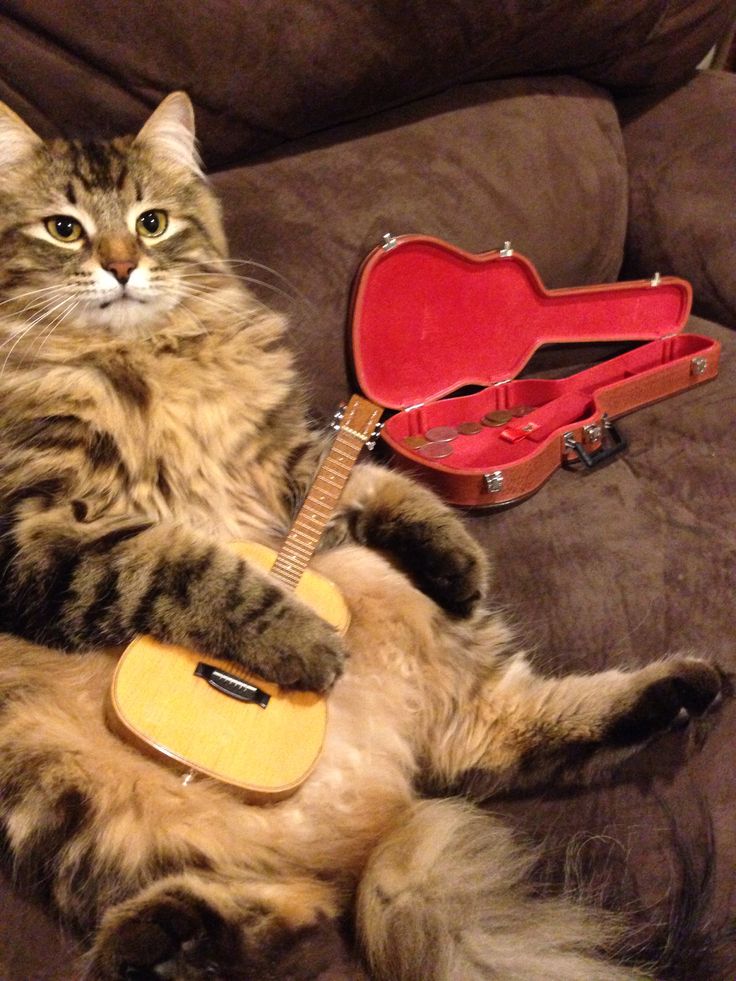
[{"left": 349, "top": 235, "right": 720, "bottom": 508}]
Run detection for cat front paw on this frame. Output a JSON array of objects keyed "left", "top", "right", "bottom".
[
  {"left": 359, "top": 507, "right": 488, "bottom": 618},
  {"left": 240, "top": 594, "right": 346, "bottom": 692}
]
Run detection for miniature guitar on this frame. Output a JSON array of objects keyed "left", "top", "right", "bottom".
[{"left": 107, "top": 395, "right": 383, "bottom": 802}]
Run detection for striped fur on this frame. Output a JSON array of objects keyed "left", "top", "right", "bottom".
[{"left": 0, "top": 94, "right": 725, "bottom": 980}]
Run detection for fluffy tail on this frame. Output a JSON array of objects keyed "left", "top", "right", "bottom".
[{"left": 356, "top": 799, "right": 640, "bottom": 981}]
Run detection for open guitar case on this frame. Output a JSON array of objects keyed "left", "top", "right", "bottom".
[{"left": 349, "top": 235, "right": 720, "bottom": 507}]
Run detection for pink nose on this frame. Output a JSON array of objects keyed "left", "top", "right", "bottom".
[{"left": 105, "top": 260, "right": 137, "bottom": 284}]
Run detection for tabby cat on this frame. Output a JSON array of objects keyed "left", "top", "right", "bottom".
[{"left": 0, "top": 93, "right": 723, "bottom": 981}]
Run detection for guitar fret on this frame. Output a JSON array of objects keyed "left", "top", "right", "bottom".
[
  {"left": 325, "top": 453, "right": 353, "bottom": 471},
  {"left": 322, "top": 464, "right": 351, "bottom": 481},
  {"left": 279, "top": 539, "right": 313, "bottom": 557},
  {"left": 299, "top": 499, "right": 333, "bottom": 519},
  {"left": 295, "top": 514, "right": 330, "bottom": 534}
]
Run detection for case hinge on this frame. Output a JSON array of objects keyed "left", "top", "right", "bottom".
[{"left": 381, "top": 232, "right": 398, "bottom": 251}]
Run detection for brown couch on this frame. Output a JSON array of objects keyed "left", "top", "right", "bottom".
[{"left": 1, "top": 2, "right": 735, "bottom": 978}]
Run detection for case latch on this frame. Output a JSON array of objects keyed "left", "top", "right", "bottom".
[
  {"left": 691, "top": 356, "right": 708, "bottom": 376},
  {"left": 381, "top": 233, "right": 398, "bottom": 251},
  {"left": 483, "top": 471, "right": 504, "bottom": 494}
]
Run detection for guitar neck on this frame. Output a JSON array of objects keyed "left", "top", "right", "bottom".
[{"left": 269, "top": 396, "right": 382, "bottom": 590}]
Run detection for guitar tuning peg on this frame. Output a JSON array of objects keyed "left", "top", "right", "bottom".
[{"left": 366, "top": 421, "right": 384, "bottom": 451}]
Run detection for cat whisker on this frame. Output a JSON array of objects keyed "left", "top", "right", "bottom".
[
  {"left": 0, "top": 282, "right": 73, "bottom": 310},
  {"left": 157, "top": 283, "right": 256, "bottom": 321},
  {"left": 175, "top": 258, "right": 305, "bottom": 294},
  {"left": 32, "top": 299, "right": 81, "bottom": 358},
  {"left": 0, "top": 293, "right": 79, "bottom": 359},
  {"left": 0, "top": 287, "right": 73, "bottom": 324},
  {"left": 177, "top": 271, "right": 309, "bottom": 310}
]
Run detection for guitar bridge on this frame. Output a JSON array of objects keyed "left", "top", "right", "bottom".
[{"left": 194, "top": 663, "right": 270, "bottom": 708}]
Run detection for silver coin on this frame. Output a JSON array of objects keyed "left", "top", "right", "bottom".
[
  {"left": 418, "top": 441, "right": 453, "bottom": 459},
  {"left": 424, "top": 426, "right": 458, "bottom": 442}
]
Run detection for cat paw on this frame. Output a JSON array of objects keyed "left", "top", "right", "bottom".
[
  {"left": 242, "top": 596, "right": 347, "bottom": 692},
  {"left": 86, "top": 885, "right": 337, "bottom": 981},
  {"left": 85, "top": 888, "right": 235, "bottom": 981},
  {"left": 605, "top": 658, "right": 723, "bottom": 746},
  {"left": 360, "top": 508, "right": 488, "bottom": 617}
]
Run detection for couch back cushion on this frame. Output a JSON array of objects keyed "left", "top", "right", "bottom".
[
  {"left": 209, "top": 77, "right": 629, "bottom": 414},
  {"left": 0, "top": 0, "right": 733, "bottom": 168}
]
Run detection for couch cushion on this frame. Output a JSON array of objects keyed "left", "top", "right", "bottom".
[
  {"left": 0, "top": 0, "right": 732, "bottom": 168},
  {"left": 468, "top": 313, "right": 736, "bottom": 978},
  {"left": 619, "top": 70, "right": 736, "bottom": 328},
  {"left": 210, "top": 76, "right": 628, "bottom": 415}
]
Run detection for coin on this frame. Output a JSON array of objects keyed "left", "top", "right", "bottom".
[
  {"left": 457, "top": 420, "right": 482, "bottom": 435},
  {"left": 418, "top": 442, "right": 453, "bottom": 459},
  {"left": 482, "top": 410, "right": 513, "bottom": 427},
  {"left": 425, "top": 426, "right": 458, "bottom": 442},
  {"left": 404, "top": 435, "right": 429, "bottom": 449}
]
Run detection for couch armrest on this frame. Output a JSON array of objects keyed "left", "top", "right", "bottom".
[{"left": 619, "top": 70, "right": 736, "bottom": 328}]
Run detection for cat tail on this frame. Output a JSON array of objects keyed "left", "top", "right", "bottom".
[{"left": 356, "top": 798, "right": 643, "bottom": 981}]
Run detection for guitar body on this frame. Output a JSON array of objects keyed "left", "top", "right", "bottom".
[{"left": 108, "top": 542, "right": 349, "bottom": 802}]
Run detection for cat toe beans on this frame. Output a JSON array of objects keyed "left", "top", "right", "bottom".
[{"left": 87, "top": 889, "right": 233, "bottom": 981}]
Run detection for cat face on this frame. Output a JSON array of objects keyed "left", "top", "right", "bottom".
[{"left": 0, "top": 93, "right": 228, "bottom": 340}]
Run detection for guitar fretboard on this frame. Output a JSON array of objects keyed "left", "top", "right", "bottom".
[{"left": 269, "top": 397, "right": 382, "bottom": 590}]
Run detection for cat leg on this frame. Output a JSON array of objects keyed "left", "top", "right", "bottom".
[
  {"left": 422, "top": 644, "right": 724, "bottom": 793},
  {"left": 1, "top": 501, "right": 344, "bottom": 690},
  {"left": 325, "top": 462, "right": 488, "bottom": 617},
  {"left": 357, "top": 798, "right": 638, "bottom": 981}
]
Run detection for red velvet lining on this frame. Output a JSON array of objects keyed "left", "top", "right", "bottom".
[
  {"left": 352, "top": 236, "right": 692, "bottom": 409},
  {"left": 382, "top": 334, "right": 712, "bottom": 471}
]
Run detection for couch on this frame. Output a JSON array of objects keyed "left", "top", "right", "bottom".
[{"left": 0, "top": 2, "right": 735, "bottom": 978}]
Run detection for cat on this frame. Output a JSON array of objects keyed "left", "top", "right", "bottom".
[{"left": 0, "top": 92, "right": 724, "bottom": 981}]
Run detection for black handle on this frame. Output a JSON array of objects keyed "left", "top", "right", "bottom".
[{"left": 564, "top": 421, "right": 627, "bottom": 470}]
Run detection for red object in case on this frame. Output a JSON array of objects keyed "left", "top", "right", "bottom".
[{"left": 350, "top": 235, "right": 720, "bottom": 507}]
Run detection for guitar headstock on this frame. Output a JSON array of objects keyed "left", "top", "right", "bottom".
[{"left": 331, "top": 395, "right": 384, "bottom": 450}]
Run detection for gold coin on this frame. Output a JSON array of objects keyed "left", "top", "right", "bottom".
[
  {"left": 404, "top": 435, "right": 428, "bottom": 449},
  {"left": 482, "top": 410, "right": 513, "bottom": 427},
  {"left": 457, "top": 420, "right": 482, "bottom": 435}
]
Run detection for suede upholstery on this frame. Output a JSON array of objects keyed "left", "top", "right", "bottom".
[{"left": 0, "top": 2, "right": 734, "bottom": 978}]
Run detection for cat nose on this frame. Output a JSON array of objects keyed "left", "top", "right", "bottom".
[{"left": 105, "top": 259, "right": 137, "bottom": 285}]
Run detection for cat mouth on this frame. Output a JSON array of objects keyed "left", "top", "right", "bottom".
[{"left": 99, "top": 293, "right": 146, "bottom": 310}]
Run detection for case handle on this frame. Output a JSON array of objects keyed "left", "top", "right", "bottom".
[{"left": 563, "top": 420, "right": 627, "bottom": 470}]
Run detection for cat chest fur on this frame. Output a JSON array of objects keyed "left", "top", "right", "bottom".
[{"left": 30, "top": 336, "right": 298, "bottom": 539}]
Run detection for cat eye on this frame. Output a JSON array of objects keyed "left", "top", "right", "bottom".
[
  {"left": 44, "top": 215, "right": 84, "bottom": 243},
  {"left": 136, "top": 209, "right": 169, "bottom": 238}
]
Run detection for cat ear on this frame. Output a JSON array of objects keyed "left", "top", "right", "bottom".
[
  {"left": 0, "top": 101, "right": 43, "bottom": 169},
  {"left": 134, "top": 92, "right": 202, "bottom": 175}
]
